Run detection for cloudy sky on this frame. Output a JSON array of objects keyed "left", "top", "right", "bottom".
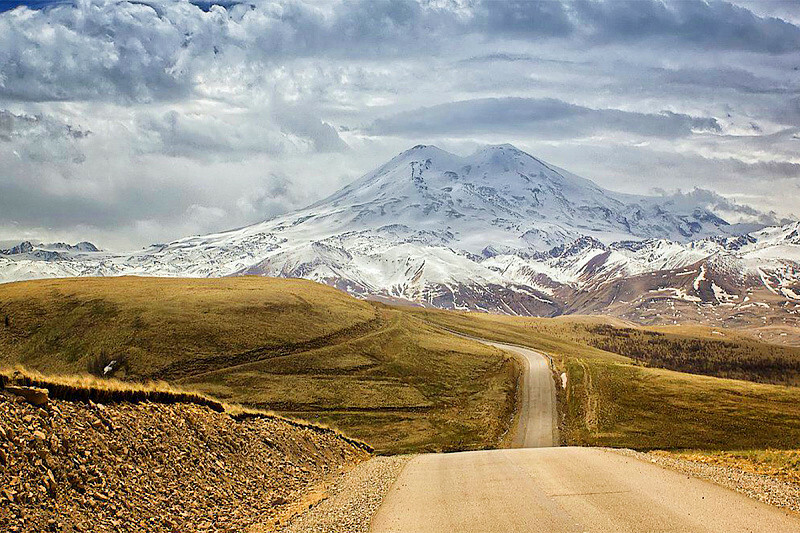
[{"left": 0, "top": 0, "right": 798, "bottom": 249}]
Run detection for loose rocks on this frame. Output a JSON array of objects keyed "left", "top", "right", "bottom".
[
  {"left": 613, "top": 448, "right": 800, "bottom": 514},
  {"left": 0, "top": 390, "right": 369, "bottom": 532},
  {"left": 5, "top": 385, "right": 49, "bottom": 406},
  {"left": 278, "top": 455, "right": 412, "bottom": 533}
]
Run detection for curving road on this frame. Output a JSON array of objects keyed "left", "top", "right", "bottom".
[
  {"left": 483, "top": 341, "right": 558, "bottom": 448},
  {"left": 370, "top": 341, "right": 800, "bottom": 532}
]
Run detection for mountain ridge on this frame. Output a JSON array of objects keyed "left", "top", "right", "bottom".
[{"left": 1, "top": 144, "right": 799, "bottom": 339}]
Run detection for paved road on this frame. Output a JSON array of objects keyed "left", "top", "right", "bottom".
[
  {"left": 370, "top": 340, "right": 800, "bottom": 532},
  {"left": 371, "top": 447, "right": 800, "bottom": 532},
  {"left": 483, "top": 341, "right": 558, "bottom": 448}
]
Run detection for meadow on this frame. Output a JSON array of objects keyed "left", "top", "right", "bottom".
[
  {"left": 0, "top": 277, "right": 517, "bottom": 454},
  {"left": 4, "top": 276, "right": 800, "bottom": 453},
  {"left": 410, "top": 308, "right": 800, "bottom": 450}
]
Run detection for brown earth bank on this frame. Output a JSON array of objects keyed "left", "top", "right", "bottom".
[{"left": 0, "top": 388, "right": 370, "bottom": 533}]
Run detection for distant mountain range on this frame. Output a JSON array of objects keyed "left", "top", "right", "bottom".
[{"left": 2, "top": 144, "right": 799, "bottom": 342}]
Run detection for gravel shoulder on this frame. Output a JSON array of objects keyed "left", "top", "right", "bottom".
[
  {"left": 613, "top": 448, "right": 800, "bottom": 514},
  {"left": 277, "top": 455, "right": 413, "bottom": 533}
]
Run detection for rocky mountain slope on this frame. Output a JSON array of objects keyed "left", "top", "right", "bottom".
[{"left": 1, "top": 144, "right": 798, "bottom": 334}]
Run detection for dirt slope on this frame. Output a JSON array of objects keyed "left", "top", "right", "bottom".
[{"left": 0, "top": 389, "right": 369, "bottom": 533}]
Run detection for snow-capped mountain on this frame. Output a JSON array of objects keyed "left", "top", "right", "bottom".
[
  {"left": 2, "top": 144, "right": 799, "bottom": 338},
  {"left": 294, "top": 143, "right": 741, "bottom": 253}
]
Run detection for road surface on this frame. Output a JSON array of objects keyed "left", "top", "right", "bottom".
[
  {"left": 483, "top": 341, "right": 558, "bottom": 448},
  {"left": 370, "top": 341, "right": 800, "bottom": 532}
]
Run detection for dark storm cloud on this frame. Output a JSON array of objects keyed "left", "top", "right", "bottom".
[
  {"left": 650, "top": 66, "right": 800, "bottom": 95},
  {"left": 368, "top": 97, "right": 721, "bottom": 139},
  {"left": 548, "top": 142, "right": 800, "bottom": 191},
  {"left": 0, "top": 174, "right": 200, "bottom": 228},
  {"left": 0, "top": 0, "right": 466, "bottom": 103},
  {"left": 775, "top": 97, "right": 800, "bottom": 127},
  {"left": 2, "top": 1, "right": 799, "bottom": 104},
  {"left": 572, "top": 0, "right": 800, "bottom": 54},
  {"left": 479, "top": 0, "right": 574, "bottom": 37}
]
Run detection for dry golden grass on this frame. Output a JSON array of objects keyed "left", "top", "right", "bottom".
[
  {"left": 0, "top": 275, "right": 377, "bottom": 378},
  {"left": 408, "top": 309, "right": 800, "bottom": 384},
  {"left": 654, "top": 449, "right": 800, "bottom": 485},
  {"left": 0, "top": 365, "right": 373, "bottom": 452},
  {"left": 409, "top": 307, "right": 800, "bottom": 450},
  {"left": 8, "top": 276, "right": 800, "bottom": 455},
  {"left": 585, "top": 323, "right": 800, "bottom": 385},
  {"left": 1, "top": 364, "right": 223, "bottom": 408},
  {"left": 0, "top": 277, "right": 518, "bottom": 454}
]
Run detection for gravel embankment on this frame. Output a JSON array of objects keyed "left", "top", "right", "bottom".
[
  {"left": 279, "top": 454, "right": 413, "bottom": 533},
  {"left": 613, "top": 448, "right": 800, "bottom": 514},
  {"left": 0, "top": 390, "right": 369, "bottom": 533}
]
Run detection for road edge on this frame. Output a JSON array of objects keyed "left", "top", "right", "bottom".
[{"left": 610, "top": 448, "right": 800, "bottom": 516}]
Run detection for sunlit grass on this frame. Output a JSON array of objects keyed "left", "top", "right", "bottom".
[
  {"left": 0, "top": 277, "right": 519, "bottom": 454},
  {"left": 409, "top": 307, "right": 800, "bottom": 450}
]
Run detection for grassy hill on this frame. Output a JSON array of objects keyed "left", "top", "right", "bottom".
[
  {"left": 0, "top": 276, "right": 377, "bottom": 378},
  {"left": 409, "top": 308, "right": 800, "bottom": 450},
  {"left": 0, "top": 277, "right": 518, "bottom": 454},
  {"left": 4, "top": 276, "right": 800, "bottom": 454},
  {"left": 408, "top": 310, "right": 800, "bottom": 385}
]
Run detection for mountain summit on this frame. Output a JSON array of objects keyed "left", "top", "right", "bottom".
[
  {"left": 1, "top": 145, "right": 798, "bottom": 332},
  {"left": 300, "top": 143, "right": 736, "bottom": 254}
]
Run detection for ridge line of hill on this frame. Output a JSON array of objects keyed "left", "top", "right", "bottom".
[{"left": 149, "top": 315, "right": 385, "bottom": 382}]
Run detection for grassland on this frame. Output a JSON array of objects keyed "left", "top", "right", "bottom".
[
  {"left": 409, "top": 310, "right": 800, "bottom": 386},
  {"left": 585, "top": 323, "right": 800, "bottom": 386},
  {"left": 4, "top": 276, "right": 800, "bottom": 455},
  {"left": 0, "top": 276, "right": 378, "bottom": 378},
  {"left": 408, "top": 308, "right": 800, "bottom": 450},
  {"left": 0, "top": 277, "right": 518, "bottom": 454}
]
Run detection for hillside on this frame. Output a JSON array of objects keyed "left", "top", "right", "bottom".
[
  {"left": 0, "top": 379, "right": 369, "bottom": 533},
  {"left": 0, "top": 277, "right": 518, "bottom": 454},
  {"left": 0, "top": 276, "right": 377, "bottom": 379},
  {"left": 4, "top": 276, "right": 800, "bottom": 454},
  {"left": 408, "top": 309, "right": 800, "bottom": 386},
  {"left": 410, "top": 308, "right": 800, "bottom": 450}
]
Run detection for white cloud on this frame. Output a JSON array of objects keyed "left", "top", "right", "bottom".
[{"left": 0, "top": 0, "right": 798, "bottom": 249}]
